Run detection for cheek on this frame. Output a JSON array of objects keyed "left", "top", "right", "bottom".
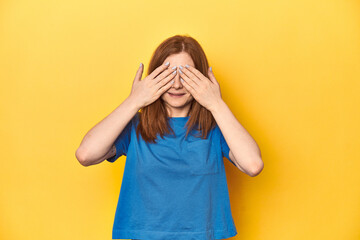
[
  {"left": 185, "top": 94, "right": 193, "bottom": 102},
  {"left": 161, "top": 93, "right": 173, "bottom": 102}
]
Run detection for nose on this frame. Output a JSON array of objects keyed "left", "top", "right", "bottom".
[{"left": 171, "top": 69, "right": 184, "bottom": 90}]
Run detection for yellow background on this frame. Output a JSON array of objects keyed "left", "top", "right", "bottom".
[{"left": 1, "top": 0, "right": 359, "bottom": 239}]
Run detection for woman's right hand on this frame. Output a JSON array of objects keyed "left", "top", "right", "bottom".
[{"left": 128, "top": 62, "right": 177, "bottom": 108}]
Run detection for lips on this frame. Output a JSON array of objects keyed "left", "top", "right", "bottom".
[{"left": 168, "top": 93, "right": 185, "bottom": 96}]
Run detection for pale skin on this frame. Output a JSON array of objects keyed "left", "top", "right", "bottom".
[
  {"left": 159, "top": 52, "right": 195, "bottom": 117},
  {"left": 76, "top": 51, "right": 263, "bottom": 177},
  {"left": 76, "top": 59, "right": 177, "bottom": 166},
  {"left": 176, "top": 53, "right": 264, "bottom": 177}
]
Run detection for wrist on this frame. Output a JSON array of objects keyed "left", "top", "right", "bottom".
[
  {"left": 126, "top": 95, "right": 142, "bottom": 111},
  {"left": 209, "top": 98, "right": 226, "bottom": 115}
]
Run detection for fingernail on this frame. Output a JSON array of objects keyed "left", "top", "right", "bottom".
[
  {"left": 171, "top": 80, "right": 174, "bottom": 84},
  {"left": 171, "top": 65, "right": 177, "bottom": 70},
  {"left": 185, "top": 64, "right": 189, "bottom": 68},
  {"left": 179, "top": 69, "right": 183, "bottom": 74},
  {"left": 172, "top": 70, "right": 177, "bottom": 75},
  {"left": 180, "top": 78, "right": 184, "bottom": 83},
  {"left": 165, "top": 61, "right": 170, "bottom": 66},
  {"left": 140, "top": 63, "right": 142, "bottom": 67},
  {"left": 179, "top": 65, "right": 183, "bottom": 70},
  {"left": 210, "top": 66, "right": 212, "bottom": 71}
]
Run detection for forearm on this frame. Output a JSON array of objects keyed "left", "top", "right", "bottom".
[
  {"left": 76, "top": 96, "right": 141, "bottom": 164},
  {"left": 210, "top": 99, "right": 263, "bottom": 174}
]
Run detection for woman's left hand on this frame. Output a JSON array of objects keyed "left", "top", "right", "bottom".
[{"left": 179, "top": 65, "right": 223, "bottom": 112}]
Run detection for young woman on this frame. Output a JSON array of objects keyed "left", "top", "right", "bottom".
[{"left": 76, "top": 35, "right": 263, "bottom": 240}]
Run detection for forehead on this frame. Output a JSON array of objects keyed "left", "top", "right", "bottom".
[{"left": 163, "top": 52, "right": 194, "bottom": 66}]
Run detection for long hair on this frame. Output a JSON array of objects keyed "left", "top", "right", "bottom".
[{"left": 136, "top": 34, "right": 217, "bottom": 143}]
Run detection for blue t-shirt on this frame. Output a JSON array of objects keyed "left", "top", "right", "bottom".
[{"left": 107, "top": 112, "right": 237, "bottom": 240}]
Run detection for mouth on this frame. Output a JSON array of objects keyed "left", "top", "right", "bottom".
[{"left": 168, "top": 92, "right": 186, "bottom": 97}]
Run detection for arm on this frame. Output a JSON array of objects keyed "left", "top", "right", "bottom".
[
  {"left": 75, "top": 96, "right": 140, "bottom": 166},
  {"left": 75, "top": 61, "right": 177, "bottom": 166},
  {"left": 211, "top": 99, "right": 264, "bottom": 177},
  {"left": 177, "top": 64, "right": 263, "bottom": 176}
]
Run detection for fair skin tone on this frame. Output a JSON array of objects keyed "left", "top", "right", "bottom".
[
  {"left": 76, "top": 51, "right": 263, "bottom": 177},
  {"left": 75, "top": 59, "right": 177, "bottom": 166},
  {"left": 168, "top": 52, "right": 264, "bottom": 176},
  {"left": 134, "top": 51, "right": 263, "bottom": 176},
  {"left": 160, "top": 52, "right": 195, "bottom": 117}
]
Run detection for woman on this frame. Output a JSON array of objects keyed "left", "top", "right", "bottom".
[{"left": 76, "top": 34, "right": 263, "bottom": 240}]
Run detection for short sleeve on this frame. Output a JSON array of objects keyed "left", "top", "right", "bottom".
[
  {"left": 106, "top": 115, "right": 135, "bottom": 163},
  {"left": 219, "top": 126, "right": 236, "bottom": 167}
]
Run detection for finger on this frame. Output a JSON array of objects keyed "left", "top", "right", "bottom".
[
  {"left": 157, "top": 74, "right": 176, "bottom": 95},
  {"left": 180, "top": 75, "right": 196, "bottom": 97},
  {"left": 154, "top": 65, "right": 177, "bottom": 83},
  {"left": 208, "top": 67, "right": 219, "bottom": 85},
  {"left": 179, "top": 67, "right": 200, "bottom": 87},
  {"left": 179, "top": 65, "right": 201, "bottom": 83},
  {"left": 134, "top": 63, "right": 144, "bottom": 83},
  {"left": 183, "top": 64, "right": 207, "bottom": 82},
  {"left": 148, "top": 62, "right": 170, "bottom": 80},
  {"left": 156, "top": 69, "right": 176, "bottom": 89}
]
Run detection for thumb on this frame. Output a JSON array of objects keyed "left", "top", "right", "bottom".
[
  {"left": 208, "top": 66, "right": 218, "bottom": 84},
  {"left": 133, "top": 63, "right": 144, "bottom": 83}
]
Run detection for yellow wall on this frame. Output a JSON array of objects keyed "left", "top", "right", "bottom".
[{"left": 1, "top": 0, "right": 359, "bottom": 239}]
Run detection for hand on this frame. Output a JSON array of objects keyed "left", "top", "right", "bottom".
[
  {"left": 178, "top": 65, "right": 223, "bottom": 111},
  {"left": 129, "top": 62, "right": 177, "bottom": 108}
]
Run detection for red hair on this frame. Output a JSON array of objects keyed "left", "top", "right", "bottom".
[{"left": 136, "top": 34, "right": 217, "bottom": 143}]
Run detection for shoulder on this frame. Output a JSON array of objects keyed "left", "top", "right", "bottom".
[{"left": 212, "top": 123, "right": 221, "bottom": 135}]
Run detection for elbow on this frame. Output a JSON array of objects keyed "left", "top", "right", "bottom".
[
  {"left": 248, "top": 158, "right": 264, "bottom": 177},
  {"left": 75, "top": 148, "right": 91, "bottom": 167}
]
